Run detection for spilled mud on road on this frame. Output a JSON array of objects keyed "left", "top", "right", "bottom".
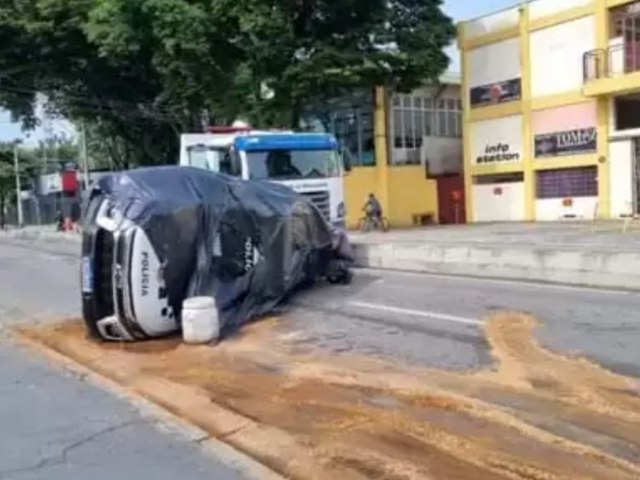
[{"left": 16, "top": 313, "right": 640, "bottom": 480}]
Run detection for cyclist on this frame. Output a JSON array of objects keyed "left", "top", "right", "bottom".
[{"left": 362, "top": 193, "right": 383, "bottom": 229}]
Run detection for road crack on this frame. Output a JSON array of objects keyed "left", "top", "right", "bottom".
[{"left": 0, "top": 420, "right": 147, "bottom": 478}]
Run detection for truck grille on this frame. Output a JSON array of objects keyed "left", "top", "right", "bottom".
[
  {"left": 302, "top": 191, "right": 330, "bottom": 220},
  {"left": 94, "top": 228, "right": 115, "bottom": 317}
]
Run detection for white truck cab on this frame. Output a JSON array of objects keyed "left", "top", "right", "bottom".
[{"left": 179, "top": 127, "right": 346, "bottom": 228}]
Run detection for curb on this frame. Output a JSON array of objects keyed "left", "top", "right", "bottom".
[
  {"left": 1, "top": 230, "right": 82, "bottom": 243},
  {"left": 352, "top": 241, "right": 640, "bottom": 291},
  {"left": 12, "top": 331, "right": 285, "bottom": 480}
]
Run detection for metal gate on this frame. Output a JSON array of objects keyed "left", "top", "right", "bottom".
[{"left": 436, "top": 175, "right": 466, "bottom": 224}]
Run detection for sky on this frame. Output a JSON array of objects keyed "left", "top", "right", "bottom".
[
  {"left": 443, "top": 0, "right": 520, "bottom": 72},
  {"left": 0, "top": 0, "right": 517, "bottom": 145}
]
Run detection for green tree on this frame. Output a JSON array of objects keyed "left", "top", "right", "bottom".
[
  {"left": 215, "top": 0, "right": 456, "bottom": 126},
  {"left": 0, "top": 0, "right": 203, "bottom": 166},
  {"left": 0, "top": 159, "right": 13, "bottom": 229},
  {"left": 0, "top": 143, "right": 38, "bottom": 228},
  {"left": 36, "top": 133, "right": 80, "bottom": 173},
  {"left": 0, "top": 0, "right": 454, "bottom": 164}
]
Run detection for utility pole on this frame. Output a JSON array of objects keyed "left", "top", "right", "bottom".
[
  {"left": 42, "top": 140, "right": 48, "bottom": 174},
  {"left": 43, "top": 114, "right": 52, "bottom": 175},
  {"left": 13, "top": 140, "right": 23, "bottom": 228},
  {"left": 81, "top": 121, "right": 89, "bottom": 189}
]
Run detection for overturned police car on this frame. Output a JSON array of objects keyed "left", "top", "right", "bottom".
[{"left": 80, "top": 166, "right": 353, "bottom": 342}]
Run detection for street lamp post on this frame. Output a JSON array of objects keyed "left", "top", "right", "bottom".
[{"left": 13, "top": 140, "right": 23, "bottom": 228}]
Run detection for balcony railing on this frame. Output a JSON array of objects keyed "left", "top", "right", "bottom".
[{"left": 583, "top": 42, "right": 640, "bottom": 82}]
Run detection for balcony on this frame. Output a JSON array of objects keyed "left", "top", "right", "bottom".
[{"left": 583, "top": 41, "right": 640, "bottom": 97}]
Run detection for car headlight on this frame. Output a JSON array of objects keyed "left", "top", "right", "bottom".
[{"left": 95, "top": 199, "right": 126, "bottom": 231}]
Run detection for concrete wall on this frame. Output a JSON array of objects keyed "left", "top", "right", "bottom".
[
  {"left": 344, "top": 167, "right": 378, "bottom": 228},
  {"left": 344, "top": 165, "right": 439, "bottom": 228},
  {"left": 530, "top": 16, "right": 596, "bottom": 98},
  {"left": 609, "top": 139, "right": 634, "bottom": 218},
  {"left": 472, "top": 181, "right": 525, "bottom": 222},
  {"left": 352, "top": 241, "right": 640, "bottom": 291},
  {"left": 468, "top": 38, "right": 521, "bottom": 89},
  {"left": 529, "top": 0, "right": 592, "bottom": 20},
  {"left": 470, "top": 115, "right": 523, "bottom": 166},
  {"left": 531, "top": 102, "right": 598, "bottom": 135},
  {"left": 388, "top": 167, "right": 439, "bottom": 226},
  {"left": 535, "top": 197, "right": 598, "bottom": 220},
  {"left": 464, "top": 7, "right": 520, "bottom": 39}
]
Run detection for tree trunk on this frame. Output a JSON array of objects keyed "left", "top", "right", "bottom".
[{"left": 290, "top": 99, "right": 302, "bottom": 130}]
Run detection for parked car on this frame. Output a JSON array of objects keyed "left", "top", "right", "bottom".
[{"left": 80, "top": 166, "right": 353, "bottom": 342}]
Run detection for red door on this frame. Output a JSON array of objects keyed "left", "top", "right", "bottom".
[{"left": 437, "top": 176, "right": 466, "bottom": 224}]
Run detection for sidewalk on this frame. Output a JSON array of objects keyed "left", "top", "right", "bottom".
[
  {"left": 350, "top": 222, "right": 640, "bottom": 290},
  {"left": 0, "top": 340, "right": 251, "bottom": 480},
  {"left": 7, "top": 222, "right": 640, "bottom": 291},
  {"left": 0, "top": 225, "right": 81, "bottom": 243}
]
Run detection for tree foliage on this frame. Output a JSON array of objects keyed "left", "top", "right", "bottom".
[
  {"left": 0, "top": 142, "right": 40, "bottom": 227},
  {"left": 0, "top": 0, "right": 454, "bottom": 167}
]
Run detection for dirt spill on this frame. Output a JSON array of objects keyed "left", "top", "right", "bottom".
[{"left": 16, "top": 313, "right": 640, "bottom": 480}]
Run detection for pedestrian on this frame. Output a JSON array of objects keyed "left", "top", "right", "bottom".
[
  {"left": 55, "top": 210, "right": 64, "bottom": 231},
  {"left": 362, "top": 193, "right": 383, "bottom": 228}
]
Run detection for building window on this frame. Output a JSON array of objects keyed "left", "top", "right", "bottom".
[
  {"left": 391, "top": 91, "right": 462, "bottom": 165},
  {"left": 536, "top": 167, "right": 598, "bottom": 199},
  {"left": 614, "top": 93, "right": 640, "bottom": 131},
  {"left": 330, "top": 108, "right": 375, "bottom": 167},
  {"left": 474, "top": 172, "right": 524, "bottom": 185},
  {"left": 610, "top": 2, "right": 640, "bottom": 38},
  {"left": 301, "top": 92, "right": 376, "bottom": 167}
]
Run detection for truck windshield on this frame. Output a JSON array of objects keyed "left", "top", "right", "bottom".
[
  {"left": 186, "top": 146, "right": 237, "bottom": 176},
  {"left": 245, "top": 149, "right": 341, "bottom": 180}
]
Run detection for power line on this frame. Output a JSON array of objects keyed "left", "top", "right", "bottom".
[
  {"left": 0, "top": 83, "right": 185, "bottom": 123},
  {"left": 1, "top": 81, "right": 171, "bottom": 111}
]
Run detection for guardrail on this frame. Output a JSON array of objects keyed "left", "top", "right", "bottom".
[{"left": 583, "top": 42, "right": 640, "bottom": 82}]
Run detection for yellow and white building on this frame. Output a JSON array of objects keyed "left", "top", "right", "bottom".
[
  {"left": 460, "top": 0, "right": 640, "bottom": 222},
  {"left": 324, "top": 76, "right": 464, "bottom": 228}
]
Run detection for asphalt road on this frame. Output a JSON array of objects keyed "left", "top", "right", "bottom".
[
  {"left": 0, "top": 239, "right": 248, "bottom": 480},
  {"left": 291, "top": 268, "right": 640, "bottom": 377},
  {"left": 1, "top": 236, "right": 640, "bottom": 477}
]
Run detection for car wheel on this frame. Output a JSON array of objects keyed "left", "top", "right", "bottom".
[{"left": 341, "top": 271, "right": 353, "bottom": 285}]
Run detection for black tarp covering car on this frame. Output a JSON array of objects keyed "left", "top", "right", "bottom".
[{"left": 80, "top": 166, "right": 353, "bottom": 342}]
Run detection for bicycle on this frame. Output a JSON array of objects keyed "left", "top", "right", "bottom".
[{"left": 357, "top": 215, "right": 390, "bottom": 233}]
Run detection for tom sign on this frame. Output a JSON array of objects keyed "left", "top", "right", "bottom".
[{"left": 534, "top": 127, "right": 597, "bottom": 158}]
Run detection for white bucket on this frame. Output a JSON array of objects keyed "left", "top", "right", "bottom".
[{"left": 181, "top": 297, "right": 220, "bottom": 345}]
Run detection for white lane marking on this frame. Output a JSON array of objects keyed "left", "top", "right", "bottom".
[
  {"left": 349, "top": 301, "right": 482, "bottom": 326},
  {"left": 358, "top": 268, "right": 633, "bottom": 296}
]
